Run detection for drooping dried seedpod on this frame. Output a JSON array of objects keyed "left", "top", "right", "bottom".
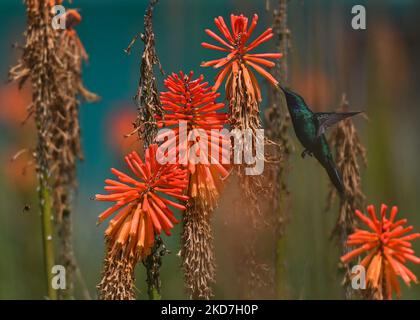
[
  {"left": 157, "top": 71, "right": 229, "bottom": 299},
  {"left": 341, "top": 204, "right": 420, "bottom": 299},
  {"left": 202, "top": 13, "right": 282, "bottom": 298},
  {"left": 327, "top": 94, "right": 367, "bottom": 299},
  {"left": 95, "top": 145, "right": 189, "bottom": 299}
]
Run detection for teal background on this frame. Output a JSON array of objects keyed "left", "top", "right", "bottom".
[{"left": 0, "top": 0, "right": 420, "bottom": 299}]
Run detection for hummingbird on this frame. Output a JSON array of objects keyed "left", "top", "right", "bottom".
[{"left": 281, "top": 87, "right": 362, "bottom": 195}]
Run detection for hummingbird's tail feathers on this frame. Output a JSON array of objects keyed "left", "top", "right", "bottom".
[
  {"left": 316, "top": 111, "right": 362, "bottom": 137},
  {"left": 324, "top": 157, "right": 345, "bottom": 196}
]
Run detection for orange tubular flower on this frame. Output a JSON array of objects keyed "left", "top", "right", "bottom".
[
  {"left": 341, "top": 204, "right": 420, "bottom": 299},
  {"left": 201, "top": 14, "right": 282, "bottom": 100},
  {"left": 157, "top": 71, "right": 230, "bottom": 202},
  {"left": 158, "top": 71, "right": 230, "bottom": 184},
  {"left": 95, "top": 144, "right": 189, "bottom": 259}
]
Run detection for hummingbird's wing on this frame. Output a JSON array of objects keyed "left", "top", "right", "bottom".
[{"left": 315, "top": 112, "right": 362, "bottom": 137}]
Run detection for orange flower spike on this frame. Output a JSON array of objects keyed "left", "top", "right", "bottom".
[
  {"left": 157, "top": 71, "right": 228, "bottom": 165},
  {"left": 157, "top": 71, "right": 230, "bottom": 212},
  {"left": 201, "top": 14, "right": 283, "bottom": 89},
  {"left": 341, "top": 204, "right": 420, "bottom": 298},
  {"left": 95, "top": 144, "right": 189, "bottom": 259}
]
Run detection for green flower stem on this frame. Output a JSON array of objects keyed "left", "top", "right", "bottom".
[
  {"left": 149, "top": 287, "right": 161, "bottom": 300},
  {"left": 40, "top": 175, "right": 57, "bottom": 300}
]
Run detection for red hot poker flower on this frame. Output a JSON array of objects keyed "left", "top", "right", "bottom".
[
  {"left": 159, "top": 71, "right": 227, "bottom": 131},
  {"left": 95, "top": 144, "right": 189, "bottom": 259},
  {"left": 157, "top": 71, "right": 229, "bottom": 172},
  {"left": 341, "top": 204, "right": 420, "bottom": 299},
  {"left": 157, "top": 71, "right": 230, "bottom": 207},
  {"left": 201, "top": 14, "right": 282, "bottom": 94}
]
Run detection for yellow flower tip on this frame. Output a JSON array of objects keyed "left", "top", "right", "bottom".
[{"left": 211, "top": 84, "right": 220, "bottom": 92}]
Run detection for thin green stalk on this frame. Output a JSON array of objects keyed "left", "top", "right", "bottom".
[
  {"left": 276, "top": 228, "right": 288, "bottom": 298},
  {"left": 149, "top": 287, "right": 161, "bottom": 300},
  {"left": 40, "top": 175, "right": 57, "bottom": 300}
]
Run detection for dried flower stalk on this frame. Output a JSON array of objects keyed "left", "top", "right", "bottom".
[
  {"left": 143, "top": 237, "right": 169, "bottom": 300},
  {"left": 126, "top": 0, "right": 163, "bottom": 149},
  {"left": 227, "top": 36, "right": 274, "bottom": 301},
  {"left": 201, "top": 13, "right": 283, "bottom": 298},
  {"left": 156, "top": 71, "right": 228, "bottom": 299},
  {"left": 55, "top": 8, "right": 99, "bottom": 299},
  {"left": 8, "top": 0, "right": 60, "bottom": 299},
  {"left": 265, "top": 0, "right": 292, "bottom": 222},
  {"left": 227, "top": 66, "right": 272, "bottom": 297},
  {"left": 125, "top": 0, "right": 167, "bottom": 299},
  {"left": 9, "top": 0, "right": 98, "bottom": 299},
  {"left": 98, "top": 248, "right": 137, "bottom": 300},
  {"left": 182, "top": 185, "right": 217, "bottom": 300},
  {"left": 327, "top": 94, "right": 367, "bottom": 299},
  {"left": 264, "top": 0, "right": 292, "bottom": 298}
]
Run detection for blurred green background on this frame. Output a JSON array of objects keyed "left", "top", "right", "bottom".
[{"left": 0, "top": 0, "right": 419, "bottom": 299}]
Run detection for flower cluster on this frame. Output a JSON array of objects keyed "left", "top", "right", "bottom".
[
  {"left": 95, "top": 144, "right": 189, "bottom": 259},
  {"left": 201, "top": 14, "right": 282, "bottom": 100},
  {"left": 157, "top": 71, "right": 229, "bottom": 206},
  {"left": 157, "top": 71, "right": 230, "bottom": 299},
  {"left": 158, "top": 71, "right": 227, "bottom": 135},
  {"left": 341, "top": 204, "right": 420, "bottom": 299}
]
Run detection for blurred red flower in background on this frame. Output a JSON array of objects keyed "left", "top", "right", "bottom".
[
  {"left": 0, "top": 83, "right": 32, "bottom": 126},
  {"left": 106, "top": 106, "right": 142, "bottom": 156},
  {"left": 95, "top": 144, "right": 189, "bottom": 259},
  {"left": 0, "top": 84, "right": 36, "bottom": 192},
  {"left": 341, "top": 204, "right": 420, "bottom": 299}
]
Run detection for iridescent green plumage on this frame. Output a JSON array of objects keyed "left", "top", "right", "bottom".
[{"left": 282, "top": 87, "right": 361, "bottom": 195}]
